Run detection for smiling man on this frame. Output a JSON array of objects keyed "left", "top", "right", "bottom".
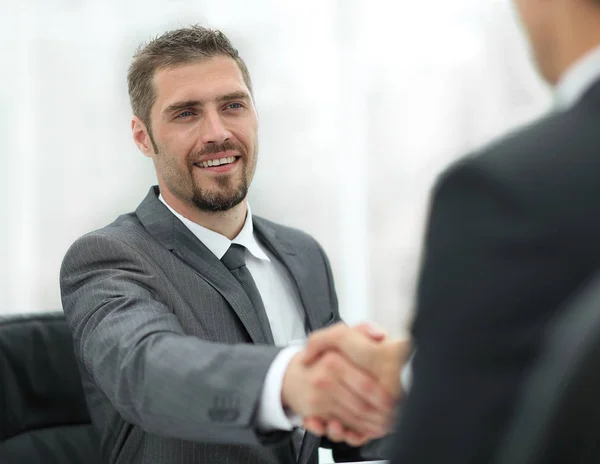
[
  {"left": 136, "top": 57, "right": 257, "bottom": 221},
  {"left": 60, "top": 26, "right": 403, "bottom": 464}
]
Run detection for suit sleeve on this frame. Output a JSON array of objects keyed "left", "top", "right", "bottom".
[
  {"left": 60, "top": 233, "right": 288, "bottom": 446},
  {"left": 391, "top": 158, "right": 577, "bottom": 463}
]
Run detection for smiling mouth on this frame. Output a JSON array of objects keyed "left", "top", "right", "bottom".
[{"left": 194, "top": 156, "right": 238, "bottom": 168}]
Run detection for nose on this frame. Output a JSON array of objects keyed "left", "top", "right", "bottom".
[{"left": 199, "top": 108, "right": 231, "bottom": 145}]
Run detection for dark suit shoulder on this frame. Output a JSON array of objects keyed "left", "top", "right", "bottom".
[
  {"left": 444, "top": 107, "right": 594, "bottom": 184},
  {"left": 435, "top": 105, "right": 600, "bottom": 251},
  {"left": 481, "top": 107, "right": 598, "bottom": 181}
]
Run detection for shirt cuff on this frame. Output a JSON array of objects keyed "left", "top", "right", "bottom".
[
  {"left": 401, "top": 355, "right": 413, "bottom": 392},
  {"left": 257, "top": 345, "right": 304, "bottom": 431}
]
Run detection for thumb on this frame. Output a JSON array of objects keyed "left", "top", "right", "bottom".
[{"left": 353, "top": 321, "right": 387, "bottom": 342}]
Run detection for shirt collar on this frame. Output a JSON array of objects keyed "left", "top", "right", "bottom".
[
  {"left": 231, "top": 206, "right": 271, "bottom": 262},
  {"left": 158, "top": 194, "right": 270, "bottom": 262},
  {"left": 554, "top": 44, "right": 600, "bottom": 110}
]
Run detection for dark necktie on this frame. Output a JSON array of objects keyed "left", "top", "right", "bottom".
[
  {"left": 222, "top": 244, "right": 305, "bottom": 460},
  {"left": 221, "top": 244, "right": 274, "bottom": 344}
]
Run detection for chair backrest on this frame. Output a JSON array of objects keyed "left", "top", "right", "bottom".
[
  {"left": 495, "top": 274, "right": 600, "bottom": 464},
  {"left": 0, "top": 312, "right": 100, "bottom": 464}
]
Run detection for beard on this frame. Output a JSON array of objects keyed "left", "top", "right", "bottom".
[
  {"left": 188, "top": 140, "right": 251, "bottom": 212},
  {"left": 153, "top": 137, "right": 256, "bottom": 213},
  {"left": 191, "top": 170, "right": 249, "bottom": 212}
]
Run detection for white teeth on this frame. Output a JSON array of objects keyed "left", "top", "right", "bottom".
[{"left": 198, "top": 156, "right": 236, "bottom": 168}]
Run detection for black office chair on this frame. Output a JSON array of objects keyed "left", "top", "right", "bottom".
[
  {"left": 495, "top": 274, "right": 600, "bottom": 464},
  {"left": 0, "top": 312, "right": 101, "bottom": 464}
]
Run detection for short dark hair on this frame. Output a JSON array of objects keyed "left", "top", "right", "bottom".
[{"left": 127, "top": 25, "right": 253, "bottom": 130}]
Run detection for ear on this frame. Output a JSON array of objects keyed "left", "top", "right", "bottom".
[{"left": 132, "top": 116, "right": 154, "bottom": 157}]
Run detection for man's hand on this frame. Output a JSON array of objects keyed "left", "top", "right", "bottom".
[
  {"left": 281, "top": 346, "right": 395, "bottom": 443},
  {"left": 300, "top": 322, "right": 411, "bottom": 445},
  {"left": 304, "top": 322, "right": 411, "bottom": 397}
]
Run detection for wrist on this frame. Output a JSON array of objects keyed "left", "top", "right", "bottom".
[{"left": 380, "top": 340, "right": 407, "bottom": 397}]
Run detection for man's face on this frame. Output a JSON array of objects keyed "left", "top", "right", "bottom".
[{"left": 143, "top": 56, "right": 258, "bottom": 212}]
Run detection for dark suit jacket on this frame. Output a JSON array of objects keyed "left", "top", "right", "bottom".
[
  {"left": 60, "top": 187, "right": 372, "bottom": 464},
  {"left": 391, "top": 78, "right": 600, "bottom": 463}
]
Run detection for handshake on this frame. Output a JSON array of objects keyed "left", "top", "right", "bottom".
[{"left": 281, "top": 322, "right": 411, "bottom": 447}]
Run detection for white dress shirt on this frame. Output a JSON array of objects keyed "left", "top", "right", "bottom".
[
  {"left": 554, "top": 44, "right": 600, "bottom": 110},
  {"left": 159, "top": 195, "right": 305, "bottom": 431}
]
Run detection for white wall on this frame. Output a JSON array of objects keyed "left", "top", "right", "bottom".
[{"left": 0, "top": 0, "right": 551, "bottom": 336}]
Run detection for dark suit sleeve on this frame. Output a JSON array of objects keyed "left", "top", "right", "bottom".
[
  {"left": 391, "top": 158, "right": 580, "bottom": 463},
  {"left": 60, "top": 233, "right": 287, "bottom": 446}
]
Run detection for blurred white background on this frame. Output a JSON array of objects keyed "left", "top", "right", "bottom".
[{"left": 0, "top": 0, "right": 551, "bottom": 336}]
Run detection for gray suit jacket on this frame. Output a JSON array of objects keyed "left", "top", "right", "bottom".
[{"left": 59, "top": 187, "right": 342, "bottom": 464}]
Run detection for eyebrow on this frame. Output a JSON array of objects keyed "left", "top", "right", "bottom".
[
  {"left": 217, "top": 91, "right": 251, "bottom": 104},
  {"left": 163, "top": 91, "right": 251, "bottom": 115}
]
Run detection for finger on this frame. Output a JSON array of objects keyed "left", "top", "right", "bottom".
[
  {"left": 353, "top": 322, "right": 387, "bottom": 342},
  {"left": 315, "top": 419, "right": 372, "bottom": 447},
  {"left": 314, "top": 358, "right": 388, "bottom": 435},
  {"left": 307, "top": 367, "right": 382, "bottom": 435},
  {"left": 325, "top": 420, "right": 374, "bottom": 447},
  {"left": 303, "top": 417, "right": 326, "bottom": 436},
  {"left": 326, "top": 419, "right": 345, "bottom": 443},
  {"left": 304, "top": 324, "right": 378, "bottom": 368},
  {"left": 343, "top": 429, "right": 372, "bottom": 447},
  {"left": 333, "top": 353, "right": 396, "bottom": 412},
  {"left": 328, "top": 382, "right": 389, "bottom": 435},
  {"left": 332, "top": 388, "right": 389, "bottom": 433},
  {"left": 304, "top": 353, "right": 390, "bottom": 433},
  {"left": 303, "top": 323, "right": 348, "bottom": 365}
]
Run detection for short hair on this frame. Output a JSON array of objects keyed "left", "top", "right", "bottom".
[{"left": 127, "top": 25, "right": 253, "bottom": 130}]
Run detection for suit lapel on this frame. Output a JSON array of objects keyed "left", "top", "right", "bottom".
[
  {"left": 253, "top": 218, "right": 324, "bottom": 333},
  {"left": 254, "top": 219, "right": 336, "bottom": 464},
  {"left": 136, "top": 187, "right": 269, "bottom": 345}
]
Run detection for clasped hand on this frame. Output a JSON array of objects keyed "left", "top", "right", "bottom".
[{"left": 281, "top": 322, "right": 411, "bottom": 447}]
